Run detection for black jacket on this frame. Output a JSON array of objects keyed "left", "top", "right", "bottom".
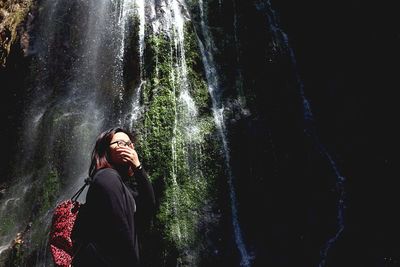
[{"left": 71, "top": 167, "right": 155, "bottom": 266}]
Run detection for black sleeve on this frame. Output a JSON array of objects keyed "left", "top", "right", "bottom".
[
  {"left": 131, "top": 167, "right": 156, "bottom": 225},
  {"left": 89, "top": 168, "right": 137, "bottom": 264}
]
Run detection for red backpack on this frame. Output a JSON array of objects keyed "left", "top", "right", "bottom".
[{"left": 49, "top": 178, "right": 91, "bottom": 267}]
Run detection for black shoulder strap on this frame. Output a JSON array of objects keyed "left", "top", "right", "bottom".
[{"left": 71, "top": 177, "right": 92, "bottom": 202}]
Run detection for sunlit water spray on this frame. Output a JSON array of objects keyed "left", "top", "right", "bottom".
[{"left": 0, "top": 0, "right": 117, "bottom": 259}]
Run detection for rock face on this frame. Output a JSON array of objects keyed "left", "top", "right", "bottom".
[
  {"left": 0, "top": 0, "right": 34, "bottom": 68},
  {"left": 0, "top": 0, "right": 36, "bottom": 189}
]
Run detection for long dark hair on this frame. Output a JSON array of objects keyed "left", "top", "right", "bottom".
[{"left": 89, "top": 127, "right": 136, "bottom": 177}]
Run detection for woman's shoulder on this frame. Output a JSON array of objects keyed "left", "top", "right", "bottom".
[{"left": 92, "top": 168, "right": 121, "bottom": 187}]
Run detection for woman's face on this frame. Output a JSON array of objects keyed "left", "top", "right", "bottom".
[{"left": 109, "top": 132, "right": 134, "bottom": 166}]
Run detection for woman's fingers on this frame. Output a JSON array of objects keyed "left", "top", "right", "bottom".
[
  {"left": 117, "top": 148, "right": 140, "bottom": 167},
  {"left": 119, "top": 151, "right": 135, "bottom": 159}
]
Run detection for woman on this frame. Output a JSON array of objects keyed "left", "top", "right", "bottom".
[{"left": 71, "top": 127, "right": 156, "bottom": 267}]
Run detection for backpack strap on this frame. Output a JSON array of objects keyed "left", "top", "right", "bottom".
[{"left": 71, "top": 177, "right": 92, "bottom": 202}]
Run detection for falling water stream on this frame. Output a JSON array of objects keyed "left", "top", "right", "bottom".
[
  {"left": 260, "top": 1, "right": 347, "bottom": 266},
  {"left": 195, "top": 0, "right": 252, "bottom": 266},
  {"left": 116, "top": 0, "right": 146, "bottom": 126}
]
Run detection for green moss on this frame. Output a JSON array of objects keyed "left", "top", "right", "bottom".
[
  {"left": 17, "top": 167, "right": 60, "bottom": 224},
  {"left": 157, "top": 175, "right": 209, "bottom": 248},
  {"left": 0, "top": 167, "right": 61, "bottom": 266},
  {"left": 142, "top": 84, "right": 176, "bottom": 180},
  {"left": 139, "top": 22, "right": 226, "bottom": 265},
  {"left": 38, "top": 169, "right": 60, "bottom": 214},
  {"left": 0, "top": 216, "right": 15, "bottom": 238},
  {"left": 183, "top": 22, "right": 212, "bottom": 116}
]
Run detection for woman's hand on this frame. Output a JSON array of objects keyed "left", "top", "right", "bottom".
[{"left": 115, "top": 146, "right": 141, "bottom": 169}]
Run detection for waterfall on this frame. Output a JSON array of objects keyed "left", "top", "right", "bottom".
[
  {"left": 0, "top": 0, "right": 301, "bottom": 265},
  {"left": 0, "top": 0, "right": 126, "bottom": 260},
  {"left": 129, "top": 0, "right": 145, "bottom": 127},
  {"left": 115, "top": 0, "right": 135, "bottom": 123},
  {"left": 195, "top": 0, "right": 252, "bottom": 266},
  {"left": 114, "top": 0, "right": 146, "bottom": 127},
  {"left": 260, "top": 1, "right": 347, "bottom": 266}
]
